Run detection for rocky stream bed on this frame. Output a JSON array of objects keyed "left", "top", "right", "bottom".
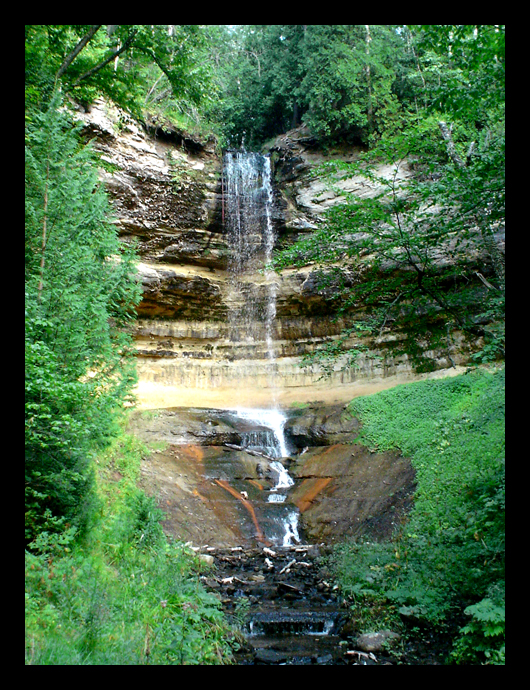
[
  {"left": 126, "top": 403, "right": 442, "bottom": 665},
  {"left": 197, "top": 543, "right": 452, "bottom": 666},
  {"left": 198, "top": 543, "right": 395, "bottom": 665}
]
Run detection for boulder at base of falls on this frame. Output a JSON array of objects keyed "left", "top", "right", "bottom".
[
  {"left": 284, "top": 403, "right": 360, "bottom": 448},
  {"left": 356, "top": 631, "right": 401, "bottom": 653}
]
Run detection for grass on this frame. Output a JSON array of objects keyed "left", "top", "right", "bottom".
[{"left": 332, "top": 365, "right": 505, "bottom": 664}]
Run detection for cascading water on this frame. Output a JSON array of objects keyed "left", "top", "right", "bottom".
[
  {"left": 223, "top": 152, "right": 300, "bottom": 546},
  {"left": 224, "top": 152, "right": 279, "bottom": 389}
]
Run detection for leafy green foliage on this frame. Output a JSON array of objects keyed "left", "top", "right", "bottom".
[
  {"left": 411, "top": 25, "right": 505, "bottom": 122},
  {"left": 25, "top": 25, "right": 214, "bottom": 129},
  {"left": 451, "top": 582, "right": 505, "bottom": 665},
  {"left": 25, "top": 95, "right": 142, "bottom": 543},
  {"left": 208, "top": 25, "right": 506, "bottom": 149},
  {"left": 272, "top": 25, "right": 505, "bottom": 371},
  {"left": 282, "top": 128, "right": 503, "bottom": 362},
  {"left": 25, "top": 425, "right": 234, "bottom": 665},
  {"left": 208, "top": 25, "right": 409, "bottom": 149},
  {"left": 300, "top": 25, "right": 404, "bottom": 143},
  {"left": 333, "top": 367, "right": 505, "bottom": 663}
]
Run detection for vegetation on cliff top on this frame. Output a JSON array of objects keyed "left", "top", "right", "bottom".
[{"left": 25, "top": 25, "right": 213, "bottom": 132}]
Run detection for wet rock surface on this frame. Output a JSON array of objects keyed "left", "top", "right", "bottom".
[
  {"left": 199, "top": 544, "right": 393, "bottom": 665},
  {"left": 128, "top": 405, "right": 417, "bottom": 664},
  {"left": 292, "top": 442, "right": 416, "bottom": 544},
  {"left": 285, "top": 402, "right": 361, "bottom": 447},
  {"left": 131, "top": 405, "right": 416, "bottom": 547}
]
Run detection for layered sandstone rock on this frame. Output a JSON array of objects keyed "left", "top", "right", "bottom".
[{"left": 77, "top": 102, "right": 472, "bottom": 409}]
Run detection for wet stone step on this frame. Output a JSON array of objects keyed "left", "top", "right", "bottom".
[
  {"left": 247, "top": 610, "right": 341, "bottom": 636},
  {"left": 238, "top": 630, "right": 346, "bottom": 665},
  {"left": 251, "top": 644, "right": 340, "bottom": 666},
  {"left": 200, "top": 545, "right": 359, "bottom": 664}
]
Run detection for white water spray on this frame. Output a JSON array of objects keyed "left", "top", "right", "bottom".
[
  {"left": 282, "top": 510, "right": 301, "bottom": 547},
  {"left": 231, "top": 406, "right": 299, "bottom": 545},
  {"left": 235, "top": 407, "right": 289, "bottom": 458}
]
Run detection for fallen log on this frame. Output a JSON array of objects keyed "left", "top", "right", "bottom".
[{"left": 223, "top": 443, "right": 276, "bottom": 461}]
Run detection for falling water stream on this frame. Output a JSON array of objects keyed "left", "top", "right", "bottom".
[
  {"left": 224, "top": 152, "right": 300, "bottom": 547},
  {"left": 233, "top": 407, "right": 300, "bottom": 547},
  {"left": 170, "top": 152, "right": 354, "bottom": 665}
]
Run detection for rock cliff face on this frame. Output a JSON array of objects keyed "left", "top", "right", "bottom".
[
  {"left": 129, "top": 403, "right": 416, "bottom": 547},
  {"left": 78, "top": 102, "right": 473, "bottom": 410}
]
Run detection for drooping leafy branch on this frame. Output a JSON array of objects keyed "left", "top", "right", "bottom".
[
  {"left": 273, "top": 113, "right": 504, "bottom": 370},
  {"left": 26, "top": 25, "right": 214, "bottom": 124}
]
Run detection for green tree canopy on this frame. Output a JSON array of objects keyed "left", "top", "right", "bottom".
[
  {"left": 272, "top": 25, "right": 505, "bottom": 371},
  {"left": 25, "top": 25, "right": 214, "bottom": 125},
  {"left": 208, "top": 25, "right": 412, "bottom": 148}
]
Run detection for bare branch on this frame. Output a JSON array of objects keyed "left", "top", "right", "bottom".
[
  {"left": 438, "top": 121, "right": 466, "bottom": 168},
  {"left": 475, "top": 271, "right": 500, "bottom": 291},
  {"left": 466, "top": 141, "right": 476, "bottom": 165}
]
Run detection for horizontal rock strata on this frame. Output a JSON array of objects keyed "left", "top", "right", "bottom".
[{"left": 77, "top": 101, "right": 480, "bottom": 409}]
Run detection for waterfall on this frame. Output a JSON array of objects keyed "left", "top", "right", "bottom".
[
  {"left": 235, "top": 407, "right": 289, "bottom": 458},
  {"left": 224, "top": 152, "right": 280, "bottom": 399},
  {"left": 223, "top": 152, "right": 300, "bottom": 546}
]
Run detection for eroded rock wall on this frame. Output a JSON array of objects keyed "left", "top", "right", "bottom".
[
  {"left": 129, "top": 405, "right": 416, "bottom": 547},
  {"left": 78, "top": 102, "right": 472, "bottom": 409}
]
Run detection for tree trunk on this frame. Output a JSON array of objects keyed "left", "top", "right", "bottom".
[
  {"left": 365, "top": 25, "right": 373, "bottom": 135},
  {"left": 291, "top": 101, "right": 300, "bottom": 129},
  {"left": 56, "top": 25, "right": 102, "bottom": 80},
  {"left": 37, "top": 161, "right": 49, "bottom": 302},
  {"left": 73, "top": 30, "right": 138, "bottom": 86},
  {"left": 438, "top": 121, "right": 466, "bottom": 168}
]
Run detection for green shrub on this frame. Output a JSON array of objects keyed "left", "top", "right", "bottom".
[
  {"left": 451, "top": 582, "right": 505, "bottom": 665},
  {"left": 334, "top": 366, "right": 505, "bottom": 662},
  {"left": 25, "top": 94, "right": 141, "bottom": 545},
  {"left": 25, "top": 424, "right": 235, "bottom": 665}
]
